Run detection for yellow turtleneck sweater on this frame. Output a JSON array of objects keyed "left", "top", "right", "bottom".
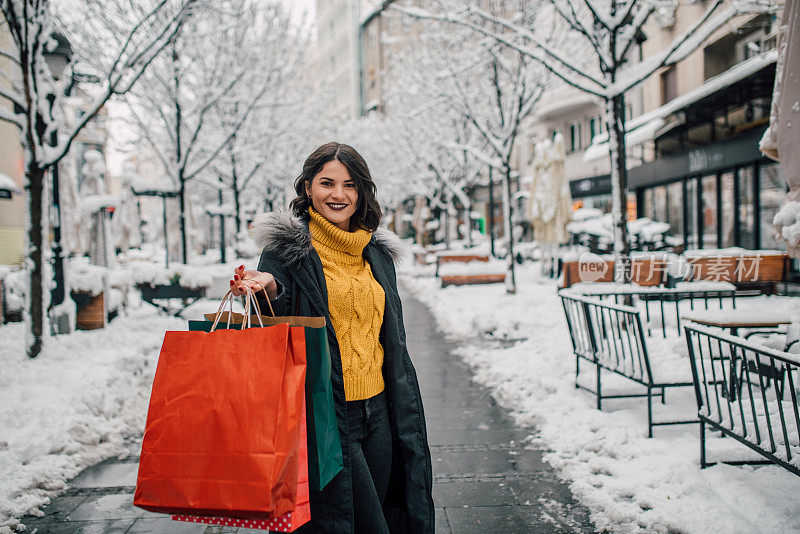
[{"left": 308, "top": 207, "right": 385, "bottom": 401}]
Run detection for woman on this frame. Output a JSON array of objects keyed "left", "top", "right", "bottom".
[{"left": 230, "top": 142, "right": 434, "bottom": 533}]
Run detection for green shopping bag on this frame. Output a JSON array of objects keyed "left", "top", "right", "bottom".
[{"left": 189, "top": 293, "right": 343, "bottom": 491}]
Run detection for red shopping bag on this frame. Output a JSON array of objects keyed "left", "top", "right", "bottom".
[
  {"left": 172, "top": 396, "right": 311, "bottom": 531},
  {"left": 133, "top": 321, "right": 307, "bottom": 519}
]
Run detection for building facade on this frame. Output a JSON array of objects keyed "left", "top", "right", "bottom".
[
  {"left": 622, "top": 8, "right": 784, "bottom": 251},
  {"left": 316, "top": 0, "right": 383, "bottom": 118}
]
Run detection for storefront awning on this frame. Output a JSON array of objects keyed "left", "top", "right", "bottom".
[{"left": 583, "top": 50, "right": 779, "bottom": 163}]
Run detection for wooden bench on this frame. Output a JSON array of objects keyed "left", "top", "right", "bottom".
[
  {"left": 441, "top": 273, "right": 506, "bottom": 287},
  {"left": 684, "top": 322, "right": 800, "bottom": 476},
  {"left": 435, "top": 254, "right": 489, "bottom": 276},
  {"left": 560, "top": 290, "right": 696, "bottom": 437}
]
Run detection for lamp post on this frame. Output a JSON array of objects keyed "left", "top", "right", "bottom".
[{"left": 43, "top": 33, "right": 72, "bottom": 333}]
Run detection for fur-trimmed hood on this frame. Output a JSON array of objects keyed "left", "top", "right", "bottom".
[{"left": 250, "top": 210, "right": 406, "bottom": 266}]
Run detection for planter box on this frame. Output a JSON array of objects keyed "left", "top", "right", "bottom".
[
  {"left": 687, "top": 256, "right": 738, "bottom": 282},
  {"left": 631, "top": 259, "right": 666, "bottom": 287},
  {"left": 561, "top": 260, "right": 614, "bottom": 288},
  {"left": 737, "top": 253, "right": 787, "bottom": 282},
  {"left": 72, "top": 290, "right": 105, "bottom": 330},
  {"left": 137, "top": 283, "right": 206, "bottom": 300}
]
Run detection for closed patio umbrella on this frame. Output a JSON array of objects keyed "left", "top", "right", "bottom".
[
  {"left": 761, "top": 0, "right": 800, "bottom": 255},
  {"left": 529, "top": 133, "right": 571, "bottom": 247}
]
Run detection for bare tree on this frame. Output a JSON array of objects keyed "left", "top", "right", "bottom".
[
  {"left": 125, "top": 0, "right": 276, "bottom": 263},
  {"left": 395, "top": 0, "right": 776, "bottom": 281},
  {"left": 0, "top": 0, "right": 199, "bottom": 357},
  {"left": 387, "top": 4, "right": 547, "bottom": 292},
  {"left": 208, "top": 2, "right": 309, "bottom": 237}
]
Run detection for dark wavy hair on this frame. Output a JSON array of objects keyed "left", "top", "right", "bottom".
[{"left": 289, "top": 142, "right": 382, "bottom": 231}]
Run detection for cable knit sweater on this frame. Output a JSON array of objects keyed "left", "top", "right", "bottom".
[{"left": 308, "top": 207, "right": 385, "bottom": 401}]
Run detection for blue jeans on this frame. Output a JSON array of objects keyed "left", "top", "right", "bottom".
[{"left": 347, "top": 390, "right": 392, "bottom": 534}]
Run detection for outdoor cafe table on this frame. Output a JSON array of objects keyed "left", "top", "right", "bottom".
[
  {"left": 573, "top": 281, "right": 739, "bottom": 337},
  {"left": 681, "top": 309, "right": 792, "bottom": 336}
]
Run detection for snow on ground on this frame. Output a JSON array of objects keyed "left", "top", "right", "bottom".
[
  {"left": 402, "top": 262, "right": 800, "bottom": 534},
  {"left": 0, "top": 306, "right": 184, "bottom": 533}
]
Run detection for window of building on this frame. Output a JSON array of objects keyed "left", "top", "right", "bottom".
[
  {"left": 667, "top": 181, "right": 683, "bottom": 241},
  {"left": 720, "top": 172, "right": 735, "bottom": 247},
  {"left": 588, "top": 116, "right": 603, "bottom": 143},
  {"left": 759, "top": 163, "right": 787, "bottom": 249},
  {"left": 653, "top": 185, "right": 668, "bottom": 223},
  {"left": 686, "top": 178, "right": 698, "bottom": 249},
  {"left": 643, "top": 188, "right": 654, "bottom": 220},
  {"left": 568, "top": 122, "right": 581, "bottom": 153},
  {"left": 737, "top": 166, "right": 755, "bottom": 249},
  {"left": 660, "top": 66, "right": 677, "bottom": 105},
  {"left": 700, "top": 174, "right": 718, "bottom": 248}
]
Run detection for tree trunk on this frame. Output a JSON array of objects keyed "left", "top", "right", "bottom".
[
  {"left": 233, "top": 184, "right": 241, "bottom": 238},
  {"left": 605, "top": 94, "right": 631, "bottom": 283},
  {"left": 488, "top": 167, "right": 496, "bottom": 258},
  {"left": 179, "top": 175, "right": 188, "bottom": 264},
  {"left": 501, "top": 165, "right": 516, "bottom": 294},
  {"left": 26, "top": 164, "right": 46, "bottom": 358}
]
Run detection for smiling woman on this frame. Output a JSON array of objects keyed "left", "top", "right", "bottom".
[
  {"left": 290, "top": 142, "right": 382, "bottom": 232},
  {"left": 228, "top": 142, "right": 434, "bottom": 534}
]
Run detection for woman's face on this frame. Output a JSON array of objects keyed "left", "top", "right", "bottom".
[{"left": 306, "top": 159, "right": 359, "bottom": 231}]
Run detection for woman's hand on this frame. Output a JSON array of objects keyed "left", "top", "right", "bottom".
[{"left": 230, "top": 265, "right": 278, "bottom": 299}]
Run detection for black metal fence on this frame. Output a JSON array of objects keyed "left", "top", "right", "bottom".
[
  {"left": 560, "top": 290, "right": 695, "bottom": 436},
  {"left": 684, "top": 322, "right": 800, "bottom": 476}
]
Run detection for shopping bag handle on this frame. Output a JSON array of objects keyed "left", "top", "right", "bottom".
[
  {"left": 210, "top": 290, "right": 237, "bottom": 332},
  {"left": 247, "top": 287, "right": 276, "bottom": 319},
  {"left": 208, "top": 286, "right": 276, "bottom": 332}
]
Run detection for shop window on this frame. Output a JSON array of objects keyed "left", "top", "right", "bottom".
[
  {"left": 667, "top": 181, "right": 683, "bottom": 241},
  {"left": 720, "top": 172, "right": 735, "bottom": 247},
  {"left": 759, "top": 163, "right": 787, "bottom": 249},
  {"left": 700, "top": 175, "right": 718, "bottom": 248},
  {"left": 643, "top": 188, "right": 654, "bottom": 220},
  {"left": 737, "top": 166, "right": 755, "bottom": 249},
  {"left": 653, "top": 185, "right": 668, "bottom": 223},
  {"left": 686, "top": 178, "right": 698, "bottom": 249}
]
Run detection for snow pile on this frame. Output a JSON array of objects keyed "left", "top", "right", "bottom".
[
  {"left": 437, "top": 259, "right": 506, "bottom": 277},
  {"left": 130, "top": 263, "right": 212, "bottom": 289},
  {"left": 403, "top": 264, "right": 800, "bottom": 533},
  {"left": 772, "top": 201, "right": 800, "bottom": 256},
  {"left": 2, "top": 271, "right": 25, "bottom": 313},
  {"left": 0, "top": 308, "right": 184, "bottom": 532},
  {"left": 79, "top": 195, "right": 117, "bottom": 216},
  {"left": 66, "top": 258, "right": 107, "bottom": 296}
]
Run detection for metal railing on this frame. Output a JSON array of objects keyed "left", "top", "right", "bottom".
[{"left": 684, "top": 322, "right": 800, "bottom": 476}]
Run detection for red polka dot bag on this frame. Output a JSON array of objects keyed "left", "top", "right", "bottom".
[{"left": 172, "top": 395, "right": 311, "bottom": 531}]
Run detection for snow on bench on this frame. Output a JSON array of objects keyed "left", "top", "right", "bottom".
[{"left": 438, "top": 258, "right": 506, "bottom": 288}]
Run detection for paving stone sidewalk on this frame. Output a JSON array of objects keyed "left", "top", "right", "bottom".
[{"left": 18, "top": 282, "right": 594, "bottom": 533}]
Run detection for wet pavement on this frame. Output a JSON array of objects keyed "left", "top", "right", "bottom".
[{"left": 18, "top": 283, "right": 594, "bottom": 533}]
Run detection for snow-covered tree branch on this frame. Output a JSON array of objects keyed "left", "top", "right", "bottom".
[{"left": 0, "top": 0, "right": 199, "bottom": 358}]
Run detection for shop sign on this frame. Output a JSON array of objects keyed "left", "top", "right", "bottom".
[{"left": 687, "top": 149, "right": 724, "bottom": 173}]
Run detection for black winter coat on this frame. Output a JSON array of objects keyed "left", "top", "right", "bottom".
[{"left": 251, "top": 211, "right": 434, "bottom": 534}]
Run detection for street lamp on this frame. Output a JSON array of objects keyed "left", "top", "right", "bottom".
[{"left": 43, "top": 32, "right": 72, "bottom": 334}]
